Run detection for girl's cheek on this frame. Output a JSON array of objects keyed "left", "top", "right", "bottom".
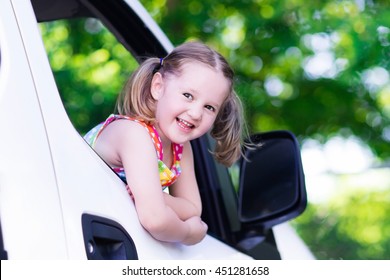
[{"left": 204, "top": 118, "right": 216, "bottom": 131}]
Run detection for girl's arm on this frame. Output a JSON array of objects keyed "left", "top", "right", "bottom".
[
  {"left": 164, "top": 142, "right": 203, "bottom": 220},
  {"left": 162, "top": 192, "right": 200, "bottom": 221},
  {"left": 96, "top": 121, "right": 206, "bottom": 244}
]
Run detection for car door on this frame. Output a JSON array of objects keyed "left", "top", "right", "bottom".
[{"left": 0, "top": 0, "right": 68, "bottom": 259}]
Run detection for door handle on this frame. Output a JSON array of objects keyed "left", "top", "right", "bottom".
[{"left": 82, "top": 214, "right": 138, "bottom": 260}]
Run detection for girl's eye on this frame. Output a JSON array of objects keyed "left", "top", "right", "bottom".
[
  {"left": 183, "top": 92, "right": 193, "bottom": 100},
  {"left": 205, "top": 105, "right": 215, "bottom": 112}
]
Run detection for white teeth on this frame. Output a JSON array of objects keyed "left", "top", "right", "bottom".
[{"left": 177, "top": 118, "right": 194, "bottom": 128}]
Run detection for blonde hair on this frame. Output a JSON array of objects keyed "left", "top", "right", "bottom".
[{"left": 117, "top": 41, "right": 246, "bottom": 166}]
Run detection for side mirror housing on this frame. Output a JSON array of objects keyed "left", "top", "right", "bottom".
[{"left": 238, "top": 130, "right": 307, "bottom": 230}]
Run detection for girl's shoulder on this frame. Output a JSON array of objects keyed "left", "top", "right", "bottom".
[
  {"left": 87, "top": 114, "right": 151, "bottom": 145},
  {"left": 102, "top": 114, "right": 162, "bottom": 159}
]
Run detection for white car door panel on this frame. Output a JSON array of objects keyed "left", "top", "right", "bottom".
[{"left": 0, "top": 0, "right": 67, "bottom": 259}]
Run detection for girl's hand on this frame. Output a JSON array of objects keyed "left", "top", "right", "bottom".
[{"left": 182, "top": 216, "right": 208, "bottom": 245}]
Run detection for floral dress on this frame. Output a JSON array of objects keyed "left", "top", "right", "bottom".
[{"left": 84, "top": 114, "right": 183, "bottom": 188}]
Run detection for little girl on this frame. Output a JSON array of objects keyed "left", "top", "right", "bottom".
[{"left": 85, "top": 41, "right": 245, "bottom": 245}]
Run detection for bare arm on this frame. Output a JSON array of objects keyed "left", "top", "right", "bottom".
[
  {"left": 163, "top": 142, "right": 203, "bottom": 220},
  {"left": 162, "top": 192, "right": 200, "bottom": 221}
]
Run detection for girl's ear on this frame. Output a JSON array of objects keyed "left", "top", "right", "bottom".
[{"left": 151, "top": 72, "right": 164, "bottom": 100}]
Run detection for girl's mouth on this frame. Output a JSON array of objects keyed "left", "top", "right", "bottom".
[{"left": 176, "top": 118, "right": 195, "bottom": 130}]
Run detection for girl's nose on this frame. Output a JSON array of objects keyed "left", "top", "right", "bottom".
[{"left": 188, "top": 105, "right": 203, "bottom": 121}]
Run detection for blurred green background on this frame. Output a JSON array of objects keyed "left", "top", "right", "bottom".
[{"left": 40, "top": 0, "right": 390, "bottom": 259}]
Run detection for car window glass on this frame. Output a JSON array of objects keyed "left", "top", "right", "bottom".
[{"left": 39, "top": 18, "right": 138, "bottom": 135}]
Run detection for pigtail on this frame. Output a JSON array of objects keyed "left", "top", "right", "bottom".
[
  {"left": 210, "top": 90, "right": 245, "bottom": 167},
  {"left": 116, "top": 58, "right": 161, "bottom": 122}
]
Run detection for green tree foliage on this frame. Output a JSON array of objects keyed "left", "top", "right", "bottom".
[
  {"left": 292, "top": 189, "right": 390, "bottom": 259},
  {"left": 141, "top": 0, "right": 390, "bottom": 161},
  {"left": 40, "top": 19, "right": 138, "bottom": 133}
]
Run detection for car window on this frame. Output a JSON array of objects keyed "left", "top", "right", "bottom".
[{"left": 39, "top": 18, "right": 138, "bottom": 135}]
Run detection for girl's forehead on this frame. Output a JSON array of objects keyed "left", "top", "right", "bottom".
[
  {"left": 181, "top": 60, "right": 216, "bottom": 72},
  {"left": 171, "top": 62, "right": 224, "bottom": 81},
  {"left": 165, "top": 62, "right": 230, "bottom": 103}
]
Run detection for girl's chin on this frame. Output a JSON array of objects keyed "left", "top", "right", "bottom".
[
  {"left": 169, "top": 132, "right": 199, "bottom": 145},
  {"left": 170, "top": 135, "right": 192, "bottom": 144}
]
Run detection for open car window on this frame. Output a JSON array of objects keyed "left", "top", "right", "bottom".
[
  {"left": 39, "top": 18, "right": 138, "bottom": 135},
  {"left": 34, "top": 0, "right": 171, "bottom": 134}
]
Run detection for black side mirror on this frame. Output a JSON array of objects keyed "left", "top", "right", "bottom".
[{"left": 238, "top": 130, "right": 307, "bottom": 230}]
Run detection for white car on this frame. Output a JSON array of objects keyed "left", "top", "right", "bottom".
[{"left": 0, "top": 0, "right": 308, "bottom": 260}]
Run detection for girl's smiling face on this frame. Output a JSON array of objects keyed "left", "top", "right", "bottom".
[{"left": 151, "top": 61, "right": 230, "bottom": 145}]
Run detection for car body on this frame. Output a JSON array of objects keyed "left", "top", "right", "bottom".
[{"left": 0, "top": 0, "right": 308, "bottom": 260}]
